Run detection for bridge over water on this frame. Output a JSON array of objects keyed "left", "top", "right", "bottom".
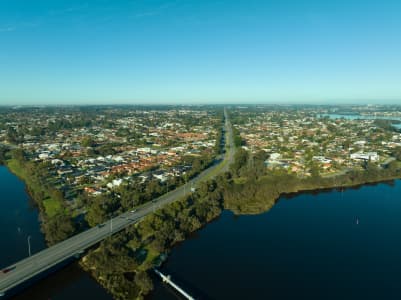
[{"left": 0, "top": 109, "right": 234, "bottom": 298}]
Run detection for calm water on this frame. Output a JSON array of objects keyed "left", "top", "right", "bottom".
[
  {"left": 319, "top": 113, "right": 401, "bottom": 132},
  {"left": 153, "top": 180, "right": 401, "bottom": 300},
  {"left": 0, "top": 166, "right": 46, "bottom": 268},
  {"left": 4, "top": 164, "right": 401, "bottom": 299},
  {"left": 0, "top": 166, "right": 111, "bottom": 300},
  {"left": 319, "top": 113, "right": 401, "bottom": 122}
]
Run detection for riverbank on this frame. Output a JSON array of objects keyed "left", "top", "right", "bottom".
[
  {"left": 2, "top": 150, "right": 228, "bottom": 299},
  {"left": 78, "top": 177, "right": 224, "bottom": 299},
  {"left": 0, "top": 166, "right": 46, "bottom": 269},
  {"left": 0, "top": 165, "right": 113, "bottom": 300},
  {"left": 153, "top": 179, "right": 401, "bottom": 299},
  {"left": 4, "top": 158, "right": 76, "bottom": 246},
  {"left": 78, "top": 163, "right": 401, "bottom": 299},
  {"left": 3, "top": 156, "right": 172, "bottom": 298},
  {"left": 4, "top": 149, "right": 401, "bottom": 299},
  {"left": 224, "top": 165, "right": 401, "bottom": 215}
]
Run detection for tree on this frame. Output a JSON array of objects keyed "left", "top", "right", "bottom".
[
  {"left": 309, "top": 161, "right": 320, "bottom": 178},
  {"left": 96, "top": 144, "right": 117, "bottom": 156},
  {"left": 116, "top": 127, "right": 130, "bottom": 137},
  {"left": 0, "top": 145, "right": 9, "bottom": 164},
  {"left": 6, "top": 127, "right": 19, "bottom": 143},
  {"left": 51, "top": 189, "right": 64, "bottom": 202},
  {"left": 135, "top": 272, "right": 153, "bottom": 294},
  {"left": 393, "top": 147, "right": 401, "bottom": 161},
  {"left": 86, "top": 198, "right": 109, "bottom": 227},
  {"left": 10, "top": 148, "right": 26, "bottom": 162},
  {"left": 81, "top": 136, "right": 96, "bottom": 147},
  {"left": 42, "top": 213, "right": 76, "bottom": 245},
  {"left": 387, "top": 161, "right": 399, "bottom": 173},
  {"left": 230, "top": 148, "right": 249, "bottom": 177},
  {"left": 233, "top": 128, "right": 244, "bottom": 147}
]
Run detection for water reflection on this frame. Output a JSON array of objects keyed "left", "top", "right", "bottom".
[
  {"left": 0, "top": 166, "right": 111, "bottom": 299},
  {"left": 153, "top": 180, "right": 401, "bottom": 299},
  {"left": 11, "top": 263, "right": 111, "bottom": 300}
]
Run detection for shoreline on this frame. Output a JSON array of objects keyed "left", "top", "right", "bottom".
[
  {"left": 4, "top": 157, "right": 401, "bottom": 298},
  {"left": 280, "top": 176, "right": 400, "bottom": 201},
  {"left": 3, "top": 161, "right": 47, "bottom": 230},
  {"left": 281, "top": 177, "right": 398, "bottom": 200},
  {"left": 224, "top": 167, "right": 401, "bottom": 215}
]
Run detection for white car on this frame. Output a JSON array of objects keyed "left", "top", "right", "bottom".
[{"left": 130, "top": 209, "right": 137, "bottom": 213}]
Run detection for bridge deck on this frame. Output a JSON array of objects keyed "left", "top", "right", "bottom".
[{"left": 0, "top": 108, "right": 234, "bottom": 297}]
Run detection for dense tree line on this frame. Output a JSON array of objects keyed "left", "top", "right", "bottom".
[
  {"left": 79, "top": 134, "right": 401, "bottom": 298},
  {"left": 7, "top": 150, "right": 76, "bottom": 245},
  {"left": 213, "top": 111, "right": 225, "bottom": 155},
  {"left": 232, "top": 127, "right": 244, "bottom": 147},
  {"left": 82, "top": 177, "right": 224, "bottom": 299},
  {"left": 6, "top": 127, "right": 24, "bottom": 144},
  {"left": 393, "top": 147, "right": 401, "bottom": 161},
  {"left": 0, "top": 145, "right": 10, "bottom": 164},
  {"left": 224, "top": 147, "right": 401, "bottom": 214}
]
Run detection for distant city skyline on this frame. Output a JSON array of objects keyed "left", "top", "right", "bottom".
[{"left": 1, "top": 0, "right": 401, "bottom": 105}]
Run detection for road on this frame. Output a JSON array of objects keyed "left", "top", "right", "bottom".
[
  {"left": 0, "top": 108, "right": 235, "bottom": 297},
  {"left": 221, "top": 107, "right": 235, "bottom": 173}
]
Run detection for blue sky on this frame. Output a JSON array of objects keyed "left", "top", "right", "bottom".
[{"left": 1, "top": 0, "right": 401, "bottom": 105}]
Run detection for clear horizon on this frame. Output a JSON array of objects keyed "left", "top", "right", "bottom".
[
  {"left": 2, "top": 99, "right": 401, "bottom": 105},
  {"left": 1, "top": 0, "right": 401, "bottom": 105}
]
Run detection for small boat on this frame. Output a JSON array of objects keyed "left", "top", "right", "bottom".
[{"left": 356, "top": 218, "right": 359, "bottom": 225}]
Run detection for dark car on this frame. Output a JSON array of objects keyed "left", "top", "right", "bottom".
[{"left": 2, "top": 265, "right": 16, "bottom": 274}]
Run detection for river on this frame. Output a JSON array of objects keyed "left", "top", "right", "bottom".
[
  {"left": 318, "top": 113, "right": 401, "bottom": 132},
  {"left": 153, "top": 180, "right": 401, "bottom": 299},
  {"left": 3, "top": 164, "right": 401, "bottom": 299},
  {"left": 0, "top": 166, "right": 111, "bottom": 300},
  {"left": 318, "top": 113, "right": 401, "bottom": 122},
  {"left": 0, "top": 166, "right": 46, "bottom": 268}
]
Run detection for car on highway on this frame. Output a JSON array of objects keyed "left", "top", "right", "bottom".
[
  {"left": 130, "top": 209, "right": 137, "bottom": 213},
  {"left": 2, "top": 265, "right": 16, "bottom": 274}
]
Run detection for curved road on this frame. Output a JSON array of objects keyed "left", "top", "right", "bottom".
[{"left": 0, "top": 108, "right": 235, "bottom": 298}]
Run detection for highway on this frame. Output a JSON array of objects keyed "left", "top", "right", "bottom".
[
  {"left": 0, "top": 108, "right": 235, "bottom": 298},
  {"left": 221, "top": 107, "right": 235, "bottom": 173}
]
